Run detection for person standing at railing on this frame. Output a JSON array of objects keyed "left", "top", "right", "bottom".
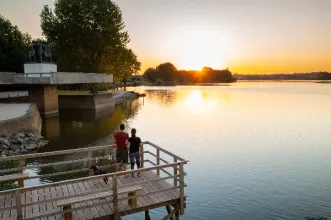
[
  {"left": 114, "top": 124, "right": 129, "bottom": 173},
  {"left": 128, "top": 128, "right": 141, "bottom": 177}
]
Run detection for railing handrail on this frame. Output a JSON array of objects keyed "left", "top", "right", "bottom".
[
  {"left": 144, "top": 141, "right": 185, "bottom": 161},
  {"left": 0, "top": 144, "right": 115, "bottom": 162},
  {"left": 0, "top": 141, "right": 183, "bottom": 162},
  {"left": 0, "top": 160, "right": 187, "bottom": 195}
]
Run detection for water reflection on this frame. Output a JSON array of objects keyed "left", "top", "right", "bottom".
[
  {"left": 31, "top": 99, "right": 142, "bottom": 183},
  {"left": 145, "top": 89, "right": 176, "bottom": 107}
]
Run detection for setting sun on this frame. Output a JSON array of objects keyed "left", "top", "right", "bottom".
[{"left": 169, "top": 29, "right": 233, "bottom": 70}]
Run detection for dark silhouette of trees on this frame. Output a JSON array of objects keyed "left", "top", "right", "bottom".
[
  {"left": 40, "top": 0, "right": 140, "bottom": 81},
  {"left": 0, "top": 16, "right": 31, "bottom": 73},
  {"left": 234, "top": 72, "right": 331, "bottom": 80},
  {"left": 317, "top": 72, "right": 331, "bottom": 80},
  {"left": 143, "top": 63, "right": 235, "bottom": 83}
]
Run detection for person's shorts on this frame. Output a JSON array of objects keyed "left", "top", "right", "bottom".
[{"left": 116, "top": 149, "right": 128, "bottom": 164}]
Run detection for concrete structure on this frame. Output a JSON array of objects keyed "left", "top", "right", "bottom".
[
  {"left": 24, "top": 63, "right": 57, "bottom": 76},
  {"left": 0, "top": 72, "right": 113, "bottom": 115},
  {"left": 0, "top": 103, "right": 42, "bottom": 136},
  {"left": 58, "top": 93, "right": 114, "bottom": 110}
]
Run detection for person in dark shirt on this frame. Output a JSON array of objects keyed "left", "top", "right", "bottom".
[
  {"left": 128, "top": 128, "right": 141, "bottom": 177},
  {"left": 114, "top": 124, "right": 129, "bottom": 172}
]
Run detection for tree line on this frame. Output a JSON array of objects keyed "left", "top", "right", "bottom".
[
  {"left": 234, "top": 72, "right": 331, "bottom": 80},
  {"left": 0, "top": 0, "right": 140, "bottom": 82},
  {"left": 143, "top": 63, "right": 235, "bottom": 84}
]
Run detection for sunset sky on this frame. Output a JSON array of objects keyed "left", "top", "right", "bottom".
[{"left": 0, "top": 0, "right": 330, "bottom": 74}]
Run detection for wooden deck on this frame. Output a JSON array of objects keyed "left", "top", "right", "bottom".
[
  {"left": 0, "top": 171, "right": 181, "bottom": 220},
  {"left": 0, "top": 142, "right": 188, "bottom": 220}
]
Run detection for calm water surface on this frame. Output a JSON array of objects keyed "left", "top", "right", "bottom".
[{"left": 32, "top": 82, "right": 331, "bottom": 219}]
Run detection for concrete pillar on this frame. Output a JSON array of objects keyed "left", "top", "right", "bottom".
[{"left": 28, "top": 86, "right": 58, "bottom": 115}]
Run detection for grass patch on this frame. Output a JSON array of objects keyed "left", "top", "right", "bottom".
[{"left": 58, "top": 90, "right": 92, "bottom": 96}]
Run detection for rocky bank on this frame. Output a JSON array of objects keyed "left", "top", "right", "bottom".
[
  {"left": 0, "top": 133, "right": 49, "bottom": 157},
  {"left": 113, "top": 91, "right": 139, "bottom": 104}
]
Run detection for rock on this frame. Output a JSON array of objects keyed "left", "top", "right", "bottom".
[
  {"left": 1, "top": 151, "right": 7, "bottom": 157},
  {"left": 8, "top": 150, "right": 14, "bottom": 155},
  {"left": 17, "top": 138, "right": 24, "bottom": 144},
  {"left": 23, "top": 137, "right": 29, "bottom": 143},
  {"left": 14, "top": 149, "right": 20, "bottom": 154},
  {"left": 21, "top": 145, "right": 25, "bottom": 150},
  {"left": 0, "top": 138, "right": 9, "bottom": 146},
  {"left": 25, "top": 144, "right": 37, "bottom": 150},
  {"left": 10, "top": 138, "right": 18, "bottom": 144},
  {"left": 20, "top": 149, "right": 27, "bottom": 153},
  {"left": 11, "top": 144, "right": 21, "bottom": 151},
  {"left": 1, "top": 145, "right": 8, "bottom": 150}
]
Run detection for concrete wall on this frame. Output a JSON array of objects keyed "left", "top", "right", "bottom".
[
  {"left": 24, "top": 63, "right": 57, "bottom": 74},
  {"left": 28, "top": 86, "right": 58, "bottom": 115},
  {"left": 1, "top": 72, "right": 113, "bottom": 85},
  {"left": 58, "top": 93, "right": 114, "bottom": 110},
  {"left": 51, "top": 72, "right": 113, "bottom": 84},
  {"left": 0, "top": 104, "right": 42, "bottom": 136}
]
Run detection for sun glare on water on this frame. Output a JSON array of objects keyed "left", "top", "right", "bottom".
[{"left": 184, "top": 90, "right": 219, "bottom": 114}]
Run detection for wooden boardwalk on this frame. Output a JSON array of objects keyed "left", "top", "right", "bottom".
[{"left": 0, "top": 142, "right": 188, "bottom": 220}]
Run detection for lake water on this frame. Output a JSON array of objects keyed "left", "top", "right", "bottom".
[{"left": 34, "top": 82, "right": 331, "bottom": 219}]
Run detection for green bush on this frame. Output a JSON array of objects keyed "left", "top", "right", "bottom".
[{"left": 0, "top": 160, "right": 19, "bottom": 191}]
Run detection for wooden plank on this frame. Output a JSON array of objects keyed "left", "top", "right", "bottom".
[
  {"left": 43, "top": 187, "right": 55, "bottom": 220},
  {"left": 75, "top": 182, "right": 93, "bottom": 220},
  {"left": 83, "top": 181, "right": 101, "bottom": 219},
  {"left": 146, "top": 171, "right": 179, "bottom": 201},
  {"left": 70, "top": 183, "right": 86, "bottom": 220},
  {"left": 179, "top": 164, "right": 184, "bottom": 215},
  {"left": 2, "top": 194, "right": 11, "bottom": 220},
  {"left": 119, "top": 174, "right": 144, "bottom": 209},
  {"left": 156, "top": 149, "right": 160, "bottom": 176},
  {"left": 0, "top": 145, "right": 115, "bottom": 162},
  {"left": 164, "top": 206, "right": 177, "bottom": 220},
  {"left": 25, "top": 190, "right": 32, "bottom": 219},
  {"left": 124, "top": 172, "right": 149, "bottom": 208},
  {"left": 90, "top": 180, "right": 108, "bottom": 217},
  {"left": 31, "top": 189, "right": 40, "bottom": 218},
  {"left": 145, "top": 142, "right": 185, "bottom": 161},
  {"left": 116, "top": 176, "right": 134, "bottom": 213},
  {"left": 112, "top": 175, "right": 119, "bottom": 220},
  {"left": 37, "top": 188, "right": 47, "bottom": 220},
  {"left": 66, "top": 184, "right": 80, "bottom": 218},
  {"left": 0, "top": 173, "right": 28, "bottom": 183},
  {"left": 10, "top": 191, "right": 19, "bottom": 220}
]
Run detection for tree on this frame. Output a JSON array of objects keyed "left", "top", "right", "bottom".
[
  {"left": 40, "top": 0, "right": 140, "bottom": 81},
  {"left": 0, "top": 16, "right": 31, "bottom": 73}
]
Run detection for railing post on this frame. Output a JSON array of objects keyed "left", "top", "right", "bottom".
[
  {"left": 174, "top": 158, "right": 178, "bottom": 186},
  {"left": 140, "top": 143, "right": 144, "bottom": 168},
  {"left": 18, "top": 159, "right": 24, "bottom": 188},
  {"left": 15, "top": 190, "right": 23, "bottom": 220},
  {"left": 112, "top": 175, "right": 120, "bottom": 220},
  {"left": 156, "top": 149, "right": 160, "bottom": 176},
  {"left": 179, "top": 163, "right": 185, "bottom": 215},
  {"left": 88, "top": 151, "right": 92, "bottom": 175}
]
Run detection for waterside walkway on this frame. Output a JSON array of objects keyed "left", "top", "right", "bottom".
[{"left": 0, "top": 142, "right": 188, "bottom": 220}]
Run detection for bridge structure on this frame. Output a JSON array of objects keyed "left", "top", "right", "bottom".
[
  {"left": 0, "top": 142, "right": 188, "bottom": 220},
  {"left": 0, "top": 72, "right": 113, "bottom": 115}
]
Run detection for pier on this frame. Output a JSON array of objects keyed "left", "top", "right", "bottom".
[{"left": 0, "top": 142, "right": 188, "bottom": 219}]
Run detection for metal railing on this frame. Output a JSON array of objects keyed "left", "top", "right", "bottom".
[{"left": 0, "top": 142, "right": 188, "bottom": 220}]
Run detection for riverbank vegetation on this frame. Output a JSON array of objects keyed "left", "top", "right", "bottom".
[{"left": 143, "top": 62, "right": 235, "bottom": 85}]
